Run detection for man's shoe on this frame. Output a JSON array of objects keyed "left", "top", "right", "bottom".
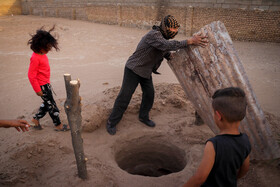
[
  {"left": 106, "top": 122, "right": 116, "bottom": 135},
  {"left": 139, "top": 118, "right": 156, "bottom": 127}
]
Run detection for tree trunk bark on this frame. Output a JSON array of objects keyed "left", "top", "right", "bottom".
[
  {"left": 64, "top": 74, "right": 87, "bottom": 179},
  {"left": 168, "top": 21, "right": 280, "bottom": 160}
]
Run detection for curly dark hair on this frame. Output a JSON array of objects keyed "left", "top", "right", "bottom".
[{"left": 28, "top": 25, "right": 59, "bottom": 54}]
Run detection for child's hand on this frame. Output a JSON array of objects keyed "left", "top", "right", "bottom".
[
  {"left": 10, "top": 120, "right": 30, "bottom": 132},
  {"left": 0, "top": 120, "right": 30, "bottom": 132},
  {"left": 36, "top": 91, "right": 43, "bottom": 96}
]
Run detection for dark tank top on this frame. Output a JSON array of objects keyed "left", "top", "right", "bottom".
[{"left": 201, "top": 133, "right": 251, "bottom": 187}]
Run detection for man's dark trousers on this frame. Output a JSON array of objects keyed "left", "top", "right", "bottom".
[{"left": 108, "top": 67, "right": 154, "bottom": 127}]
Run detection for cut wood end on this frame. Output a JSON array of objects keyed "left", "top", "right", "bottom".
[
  {"left": 77, "top": 78, "right": 81, "bottom": 86},
  {"left": 70, "top": 80, "right": 78, "bottom": 85},
  {"left": 85, "top": 158, "right": 88, "bottom": 161}
]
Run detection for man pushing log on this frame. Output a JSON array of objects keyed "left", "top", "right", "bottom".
[{"left": 106, "top": 15, "right": 208, "bottom": 135}]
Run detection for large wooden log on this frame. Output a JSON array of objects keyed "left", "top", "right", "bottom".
[
  {"left": 64, "top": 74, "right": 87, "bottom": 179},
  {"left": 168, "top": 21, "right": 280, "bottom": 160}
]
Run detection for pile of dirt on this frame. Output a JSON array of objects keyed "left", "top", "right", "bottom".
[
  {"left": 82, "top": 83, "right": 195, "bottom": 132},
  {"left": 0, "top": 83, "right": 279, "bottom": 187}
]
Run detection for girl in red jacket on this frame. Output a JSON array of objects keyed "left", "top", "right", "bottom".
[{"left": 28, "top": 26, "right": 69, "bottom": 131}]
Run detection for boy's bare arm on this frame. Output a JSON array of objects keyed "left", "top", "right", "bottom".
[
  {"left": 237, "top": 155, "right": 250, "bottom": 179},
  {"left": 182, "top": 141, "right": 215, "bottom": 187}
]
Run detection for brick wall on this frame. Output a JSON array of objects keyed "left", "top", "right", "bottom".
[
  {"left": 19, "top": 0, "right": 280, "bottom": 42},
  {"left": 0, "top": 0, "right": 21, "bottom": 16}
]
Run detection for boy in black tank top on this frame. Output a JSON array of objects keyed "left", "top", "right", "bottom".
[{"left": 183, "top": 87, "right": 251, "bottom": 187}]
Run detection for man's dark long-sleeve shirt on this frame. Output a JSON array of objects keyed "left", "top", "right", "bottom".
[{"left": 125, "top": 29, "right": 188, "bottom": 79}]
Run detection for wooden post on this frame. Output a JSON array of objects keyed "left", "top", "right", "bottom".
[
  {"left": 64, "top": 74, "right": 87, "bottom": 179},
  {"left": 168, "top": 21, "right": 280, "bottom": 160}
]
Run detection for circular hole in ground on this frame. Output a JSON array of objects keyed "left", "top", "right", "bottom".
[{"left": 115, "top": 136, "right": 186, "bottom": 177}]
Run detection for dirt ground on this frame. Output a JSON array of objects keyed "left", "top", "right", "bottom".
[{"left": 0, "top": 15, "right": 279, "bottom": 187}]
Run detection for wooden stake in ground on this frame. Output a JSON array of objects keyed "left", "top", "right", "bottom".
[
  {"left": 168, "top": 21, "right": 280, "bottom": 160},
  {"left": 64, "top": 74, "right": 87, "bottom": 179}
]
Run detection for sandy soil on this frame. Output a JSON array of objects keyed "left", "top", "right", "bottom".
[{"left": 0, "top": 15, "right": 279, "bottom": 186}]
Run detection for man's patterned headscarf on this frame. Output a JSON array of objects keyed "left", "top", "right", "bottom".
[{"left": 160, "top": 15, "right": 180, "bottom": 39}]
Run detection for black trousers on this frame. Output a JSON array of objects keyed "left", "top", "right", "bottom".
[
  {"left": 108, "top": 67, "right": 155, "bottom": 127},
  {"left": 33, "top": 83, "right": 61, "bottom": 126}
]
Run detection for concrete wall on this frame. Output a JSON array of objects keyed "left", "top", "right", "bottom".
[
  {"left": 20, "top": 0, "right": 280, "bottom": 42},
  {"left": 0, "top": 0, "right": 22, "bottom": 16}
]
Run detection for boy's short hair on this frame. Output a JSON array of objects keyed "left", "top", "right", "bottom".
[
  {"left": 28, "top": 26, "right": 59, "bottom": 53},
  {"left": 212, "top": 87, "right": 247, "bottom": 122}
]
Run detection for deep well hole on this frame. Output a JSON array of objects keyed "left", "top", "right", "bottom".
[{"left": 115, "top": 137, "right": 186, "bottom": 177}]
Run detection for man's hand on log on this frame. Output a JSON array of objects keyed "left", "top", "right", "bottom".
[{"left": 187, "top": 33, "right": 208, "bottom": 47}]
